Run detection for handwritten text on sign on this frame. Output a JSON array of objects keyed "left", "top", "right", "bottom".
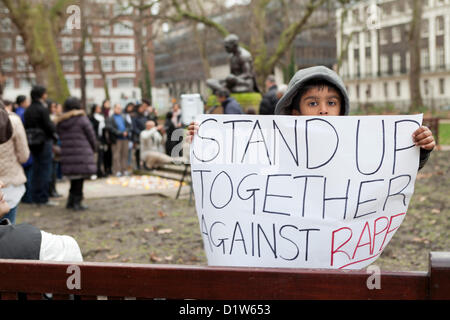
[{"left": 190, "top": 114, "right": 422, "bottom": 269}]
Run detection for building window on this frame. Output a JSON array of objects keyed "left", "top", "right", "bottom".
[
  {"left": 113, "top": 4, "right": 133, "bottom": 16},
  {"left": 1, "top": 57, "right": 13, "bottom": 72},
  {"left": 365, "top": 31, "right": 371, "bottom": 46},
  {"left": 393, "top": 53, "right": 401, "bottom": 73},
  {"left": 366, "top": 84, "right": 371, "bottom": 99},
  {"left": 421, "top": 48, "right": 430, "bottom": 70},
  {"left": 4, "top": 77, "right": 14, "bottom": 89},
  {"left": 15, "top": 35, "right": 25, "bottom": 52},
  {"left": 0, "top": 38, "right": 12, "bottom": 51},
  {"left": 114, "top": 39, "right": 134, "bottom": 54},
  {"left": 62, "top": 60, "right": 75, "bottom": 72},
  {"left": 100, "top": 25, "right": 111, "bottom": 36},
  {"left": 392, "top": 27, "right": 401, "bottom": 43},
  {"left": 115, "top": 57, "right": 135, "bottom": 72},
  {"left": 84, "top": 40, "right": 93, "bottom": 53},
  {"left": 16, "top": 56, "right": 31, "bottom": 72},
  {"left": 436, "top": 16, "right": 444, "bottom": 35},
  {"left": 365, "top": 57, "right": 372, "bottom": 75},
  {"left": 383, "top": 82, "right": 389, "bottom": 98},
  {"left": 61, "top": 38, "right": 73, "bottom": 53},
  {"left": 380, "top": 28, "right": 388, "bottom": 45},
  {"left": 84, "top": 59, "right": 94, "bottom": 72},
  {"left": 380, "top": 54, "right": 389, "bottom": 74},
  {"left": 113, "top": 21, "right": 133, "bottom": 36},
  {"left": 101, "top": 58, "right": 113, "bottom": 72},
  {"left": 436, "top": 47, "right": 445, "bottom": 69},
  {"left": 423, "top": 79, "right": 429, "bottom": 95},
  {"left": 86, "top": 78, "right": 94, "bottom": 88},
  {"left": 439, "top": 78, "right": 445, "bottom": 95},
  {"left": 101, "top": 42, "right": 111, "bottom": 53},
  {"left": 421, "top": 19, "right": 429, "bottom": 38},
  {"left": 396, "top": 82, "right": 401, "bottom": 97},
  {"left": 405, "top": 51, "right": 410, "bottom": 71},
  {"left": 66, "top": 78, "right": 75, "bottom": 88},
  {"left": 19, "top": 79, "right": 36, "bottom": 89},
  {"left": 0, "top": 18, "right": 12, "bottom": 33},
  {"left": 117, "top": 78, "right": 134, "bottom": 88},
  {"left": 353, "top": 32, "right": 359, "bottom": 49}
]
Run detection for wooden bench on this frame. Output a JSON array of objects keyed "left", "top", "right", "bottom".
[
  {"left": 0, "top": 252, "right": 448, "bottom": 300},
  {"left": 423, "top": 117, "right": 440, "bottom": 145}
]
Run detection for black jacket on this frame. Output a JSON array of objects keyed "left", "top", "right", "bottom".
[
  {"left": 259, "top": 85, "right": 278, "bottom": 115},
  {"left": 105, "top": 114, "right": 132, "bottom": 145},
  {"left": 0, "top": 219, "right": 41, "bottom": 260},
  {"left": 24, "top": 100, "right": 57, "bottom": 141}
]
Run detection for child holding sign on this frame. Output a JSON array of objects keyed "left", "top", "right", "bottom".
[{"left": 188, "top": 66, "right": 435, "bottom": 168}]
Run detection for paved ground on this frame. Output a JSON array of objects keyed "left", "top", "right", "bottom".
[{"left": 54, "top": 174, "right": 192, "bottom": 200}]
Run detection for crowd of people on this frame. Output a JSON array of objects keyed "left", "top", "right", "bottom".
[{"left": 0, "top": 85, "right": 188, "bottom": 217}]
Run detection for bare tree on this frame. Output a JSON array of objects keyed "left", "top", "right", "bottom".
[
  {"left": 0, "top": 0, "right": 74, "bottom": 103},
  {"left": 166, "top": 0, "right": 332, "bottom": 90},
  {"left": 408, "top": 0, "right": 424, "bottom": 113}
]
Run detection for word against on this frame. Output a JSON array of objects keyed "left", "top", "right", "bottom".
[
  {"left": 66, "top": 265, "right": 81, "bottom": 290},
  {"left": 190, "top": 114, "right": 422, "bottom": 269}
]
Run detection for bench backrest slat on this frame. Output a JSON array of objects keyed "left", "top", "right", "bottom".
[{"left": 0, "top": 259, "right": 437, "bottom": 300}]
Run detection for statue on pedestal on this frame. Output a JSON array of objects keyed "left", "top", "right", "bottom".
[{"left": 206, "top": 34, "right": 259, "bottom": 94}]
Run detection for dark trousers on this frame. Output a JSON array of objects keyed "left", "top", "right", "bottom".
[
  {"left": 31, "top": 140, "right": 52, "bottom": 204},
  {"left": 69, "top": 178, "right": 84, "bottom": 197},
  {"left": 97, "top": 147, "right": 105, "bottom": 177},
  {"left": 21, "top": 165, "right": 33, "bottom": 203},
  {"left": 103, "top": 144, "right": 112, "bottom": 175}
]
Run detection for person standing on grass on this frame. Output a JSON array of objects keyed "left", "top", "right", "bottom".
[
  {"left": 56, "top": 97, "right": 96, "bottom": 211},
  {"left": 24, "top": 85, "right": 58, "bottom": 207},
  {"left": 107, "top": 104, "right": 131, "bottom": 177},
  {"left": 0, "top": 101, "right": 29, "bottom": 224}
]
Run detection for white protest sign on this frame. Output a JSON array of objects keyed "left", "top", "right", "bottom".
[
  {"left": 181, "top": 94, "right": 204, "bottom": 125},
  {"left": 190, "top": 114, "right": 423, "bottom": 270}
]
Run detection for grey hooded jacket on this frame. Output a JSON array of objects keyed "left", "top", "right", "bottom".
[
  {"left": 275, "top": 66, "right": 350, "bottom": 116},
  {"left": 274, "top": 65, "right": 431, "bottom": 169}
]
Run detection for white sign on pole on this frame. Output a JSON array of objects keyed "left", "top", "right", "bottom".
[
  {"left": 181, "top": 93, "right": 204, "bottom": 126},
  {"left": 190, "top": 114, "right": 423, "bottom": 270}
]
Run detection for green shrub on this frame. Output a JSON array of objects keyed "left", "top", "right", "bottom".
[{"left": 207, "top": 92, "right": 262, "bottom": 113}]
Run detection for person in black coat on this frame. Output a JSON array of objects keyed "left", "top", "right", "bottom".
[
  {"left": 259, "top": 75, "right": 278, "bottom": 115},
  {"left": 23, "top": 85, "right": 58, "bottom": 206},
  {"left": 133, "top": 103, "right": 148, "bottom": 170},
  {"left": 56, "top": 97, "right": 96, "bottom": 211}
]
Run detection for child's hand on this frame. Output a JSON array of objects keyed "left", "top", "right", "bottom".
[
  {"left": 187, "top": 122, "right": 199, "bottom": 144},
  {"left": 412, "top": 126, "right": 435, "bottom": 151}
]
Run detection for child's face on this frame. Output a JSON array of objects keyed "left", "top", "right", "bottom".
[{"left": 292, "top": 86, "right": 342, "bottom": 116}]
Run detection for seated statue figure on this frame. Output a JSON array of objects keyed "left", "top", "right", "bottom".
[{"left": 206, "top": 34, "right": 259, "bottom": 94}]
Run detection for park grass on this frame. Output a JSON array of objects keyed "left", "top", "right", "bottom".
[{"left": 439, "top": 122, "right": 450, "bottom": 145}]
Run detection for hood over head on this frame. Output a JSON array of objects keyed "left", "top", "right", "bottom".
[{"left": 275, "top": 66, "right": 349, "bottom": 116}]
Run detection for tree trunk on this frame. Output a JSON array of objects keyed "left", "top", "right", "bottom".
[
  {"left": 0, "top": 71, "right": 4, "bottom": 98},
  {"left": 78, "top": 0, "right": 87, "bottom": 111},
  {"left": 2, "top": 0, "right": 71, "bottom": 103},
  {"left": 408, "top": 0, "right": 424, "bottom": 113}
]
